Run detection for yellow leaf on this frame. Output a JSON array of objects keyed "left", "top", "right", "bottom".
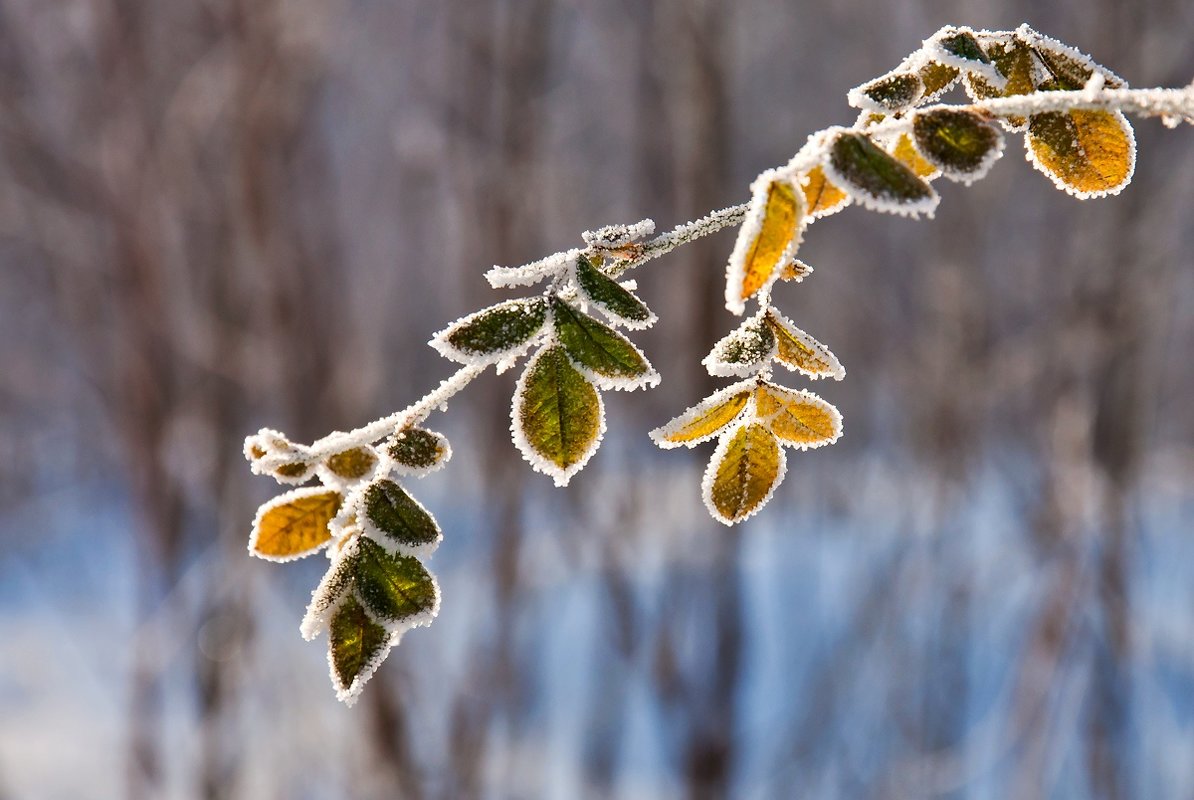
[
  {"left": 324, "top": 447, "right": 378, "bottom": 480},
  {"left": 702, "top": 423, "right": 785, "bottom": 525},
  {"left": 726, "top": 175, "right": 805, "bottom": 312},
  {"left": 765, "top": 311, "right": 845, "bottom": 380},
  {"left": 250, "top": 488, "right": 343, "bottom": 561},
  {"left": 800, "top": 166, "right": 850, "bottom": 218},
  {"left": 890, "top": 133, "right": 938, "bottom": 178},
  {"left": 1026, "top": 109, "right": 1135, "bottom": 198},
  {"left": 650, "top": 385, "right": 751, "bottom": 448},
  {"left": 754, "top": 383, "right": 842, "bottom": 449}
]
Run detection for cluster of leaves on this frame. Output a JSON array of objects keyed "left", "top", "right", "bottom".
[
  {"left": 652, "top": 24, "right": 1138, "bottom": 522},
  {"left": 436, "top": 232, "right": 661, "bottom": 486},
  {"left": 243, "top": 24, "right": 1184, "bottom": 703},
  {"left": 245, "top": 426, "right": 449, "bottom": 704}
]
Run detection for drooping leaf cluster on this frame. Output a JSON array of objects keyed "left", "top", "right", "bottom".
[{"left": 245, "top": 426, "right": 448, "bottom": 704}]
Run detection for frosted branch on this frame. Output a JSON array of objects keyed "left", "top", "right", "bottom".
[{"left": 305, "top": 363, "right": 486, "bottom": 459}]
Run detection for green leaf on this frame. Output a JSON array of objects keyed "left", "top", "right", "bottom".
[
  {"left": 826, "top": 131, "right": 937, "bottom": 216},
  {"left": 353, "top": 537, "right": 438, "bottom": 625},
  {"left": 1024, "top": 31, "right": 1123, "bottom": 91},
  {"left": 550, "top": 298, "right": 656, "bottom": 389},
  {"left": 851, "top": 72, "right": 924, "bottom": 112},
  {"left": 432, "top": 298, "right": 549, "bottom": 363},
  {"left": 936, "top": 29, "right": 990, "bottom": 64},
  {"left": 912, "top": 109, "right": 1004, "bottom": 182},
  {"left": 328, "top": 595, "right": 391, "bottom": 702},
  {"left": 513, "top": 345, "right": 604, "bottom": 486},
  {"left": 362, "top": 478, "right": 441, "bottom": 552},
  {"left": 573, "top": 254, "right": 654, "bottom": 328},
  {"left": 301, "top": 542, "right": 359, "bottom": 640},
  {"left": 388, "top": 427, "right": 450, "bottom": 475},
  {"left": 703, "top": 313, "right": 776, "bottom": 377}
]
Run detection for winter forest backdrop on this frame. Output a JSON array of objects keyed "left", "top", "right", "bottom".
[{"left": 2, "top": 0, "right": 1194, "bottom": 798}]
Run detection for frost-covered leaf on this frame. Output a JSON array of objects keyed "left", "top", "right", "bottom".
[
  {"left": 890, "top": 133, "right": 938, "bottom": 178},
  {"left": 649, "top": 381, "right": 753, "bottom": 449},
  {"left": 849, "top": 72, "right": 924, "bottom": 113},
  {"left": 388, "top": 427, "right": 451, "bottom": 476},
  {"left": 551, "top": 298, "right": 658, "bottom": 390},
  {"left": 572, "top": 254, "right": 655, "bottom": 329},
  {"left": 926, "top": 27, "right": 1010, "bottom": 89},
  {"left": 272, "top": 460, "right": 316, "bottom": 482},
  {"left": 1018, "top": 27, "right": 1124, "bottom": 91},
  {"left": 245, "top": 430, "right": 318, "bottom": 484},
  {"left": 933, "top": 28, "right": 992, "bottom": 67},
  {"left": 912, "top": 109, "right": 1004, "bottom": 183},
  {"left": 512, "top": 345, "right": 604, "bottom": 486},
  {"left": 431, "top": 298, "right": 549, "bottom": 364},
  {"left": 965, "top": 37, "right": 1037, "bottom": 128},
  {"left": 1026, "top": 109, "right": 1135, "bottom": 198},
  {"left": 754, "top": 383, "right": 843, "bottom": 449},
  {"left": 301, "top": 536, "right": 360, "bottom": 640},
  {"left": 328, "top": 594, "right": 391, "bottom": 705},
  {"left": 324, "top": 447, "right": 378, "bottom": 480},
  {"left": 800, "top": 166, "right": 851, "bottom": 220},
  {"left": 701, "top": 422, "right": 785, "bottom": 526},
  {"left": 780, "top": 258, "right": 814, "bottom": 283},
  {"left": 361, "top": 478, "right": 441, "bottom": 556},
  {"left": 353, "top": 537, "right": 439, "bottom": 627},
  {"left": 765, "top": 310, "right": 845, "bottom": 380},
  {"left": 825, "top": 130, "right": 938, "bottom": 217},
  {"left": 725, "top": 172, "right": 805, "bottom": 313},
  {"left": 917, "top": 60, "right": 960, "bottom": 100},
  {"left": 249, "top": 487, "right": 342, "bottom": 562},
  {"left": 703, "top": 313, "right": 776, "bottom": 377}
]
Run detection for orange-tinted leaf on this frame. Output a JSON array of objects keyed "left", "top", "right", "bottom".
[
  {"left": 800, "top": 166, "right": 850, "bottom": 219},
  {"left": 1026, "top": 109, "right": 1135, "bottom": 198},
  {"left": 650, "top": 383, "right": 752, "bottom": 448},
  {"left": 725, "top": 174, "right": 805, "bottom": 313},
  {"left": 250, "top": 488, "right": 343, "bottom": 561},
  {"left": 754, "top": 383, "right": 842, "bottom": 449},
  {"left": 701, "top": 423, "right": 785, "bottom": 525},
  {"left": 890, "top": 133, "right": 938, "bottom": 178},
  {"left": 765, "top": 311, "right": 845, "bottom": 380}
]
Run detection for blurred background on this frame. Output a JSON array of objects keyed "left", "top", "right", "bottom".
[{"left": 2, "top": 0, "right": 1193, "bottom": 798}]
